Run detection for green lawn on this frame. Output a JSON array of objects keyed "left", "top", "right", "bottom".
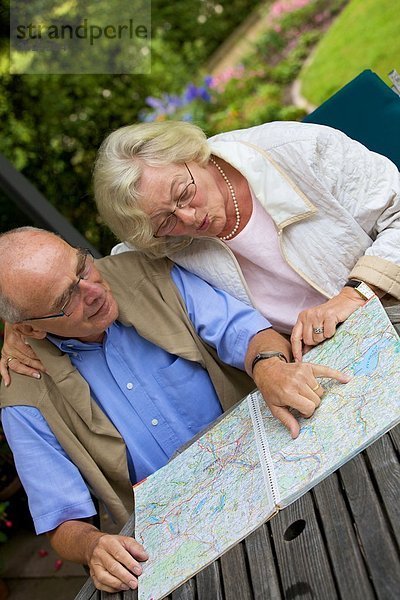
[{"left": 299, "top": 0, "right": 400, "bottom": 105}]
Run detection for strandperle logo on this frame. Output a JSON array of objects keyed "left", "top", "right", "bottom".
[
  {"left": 15, "top": 19, "right": 148, "bottom": 46},
  {"left": 10, "top": 0, "right": 151, "bottom": 74}
]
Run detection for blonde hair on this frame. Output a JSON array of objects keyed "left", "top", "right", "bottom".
[{"left": 94, "top": 120, "right": 211, "bottom": 258}]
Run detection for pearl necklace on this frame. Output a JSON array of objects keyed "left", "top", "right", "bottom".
[{"left": 210, "top": 157, "right": 241, "bottom": 241}]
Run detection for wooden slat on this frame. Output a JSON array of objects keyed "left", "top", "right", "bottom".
[
  {"left": 220, "top": 542, "right": 253, "bottom": 600},
  {"left": 74, "top": 575, "right": 139, "bottom": 599},
  {"left": 196, "top": 562, "right": 223, "bottom": 600},
  {"left": 244, "top": 524, "right": 281, "bottom": 599},
  {"left": 312, "top": 473, "right": 374, "bottom": 599},
  {"left": 366, "top": 435, "right": 400, "bottom": 543},
  {"left": 101, "top": 592, "right": 122, "bottom": 600},
  {"left": 385, "top": 304, "right": 400, "bottom": 334},
  {"left": 171, "top": 578, "right": 196, "bottom": 600},
  {"left": 389, "top": 423, "right": 400, "bottom": 454},
  {"left": 270, "top": 492, "right": 337, "bottom": 599},
  {"left": 74, "top": 577, "right": 99, "bottom": 599},
  {"left": 385, "top": 304, "right": 400, "bottom": 325},
  {"left": 340, "top": 453, "right": 400, "bottom": 599},
  {"left": 120, "top": 590, "right": 137, "bottom": 600}
]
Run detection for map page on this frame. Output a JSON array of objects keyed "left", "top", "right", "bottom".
[
  {"left": 264, "top": 295, "right": 400, "bottom": 506},
  {"left": 134, "top": 296, "right": 400, "bottom": 600}
]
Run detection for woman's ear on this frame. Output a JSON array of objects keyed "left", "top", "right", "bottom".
[{"left": 14, "top": 323, "right": 47, "bottom": 340}]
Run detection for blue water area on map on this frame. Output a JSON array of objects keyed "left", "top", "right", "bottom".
[
  {"left": 352, "top": 342, "right": 386, "bottom": 376},
  {"left": 148, "top": 516, "right": 163, "bottom": 524},
  {"left": 214, "top": 494, "right": 226, "bottom": 513},
  {"left": 194, "top": 498, "right": 207, "bottom": 514}
]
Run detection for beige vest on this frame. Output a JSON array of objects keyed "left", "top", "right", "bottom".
[{"left": 0, "top": 252, "right": 254, "bottom": 528}]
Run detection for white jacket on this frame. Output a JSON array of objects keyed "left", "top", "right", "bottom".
[{"left": 114, "top": 122, "right": 400, "bottom": 306}]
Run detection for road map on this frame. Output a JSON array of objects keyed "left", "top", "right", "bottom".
[{"left": 134, "top": 296, "right": 400, "bottom": 600}]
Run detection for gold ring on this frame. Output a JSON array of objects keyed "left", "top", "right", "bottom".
[
  {"left": 6, "top": 356, "right": 14, "bottom": 365},
  {"left": 311, "top": 383, "right": 320, "bottom": 392}
]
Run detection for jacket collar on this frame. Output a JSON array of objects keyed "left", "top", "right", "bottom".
[{"left": 209, "top": 139, "right": 317, "bottom": 229}]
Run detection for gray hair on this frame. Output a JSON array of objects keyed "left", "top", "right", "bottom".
[
  {"left": 0, "top": 227, "right": 58, "bottom": 323},
  {"left": 94, "top": 120, "right": 211, "bottom": 258}
]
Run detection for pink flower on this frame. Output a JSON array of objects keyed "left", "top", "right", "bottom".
[
  {"left": 54, "top": 559, "right": 63, "bottom": 571},
  {"left": 271, "top": 0, "right": 312, "bottom": 19},
  {"left": 209, "top": 65, "right": 245, "bottom": 91}
]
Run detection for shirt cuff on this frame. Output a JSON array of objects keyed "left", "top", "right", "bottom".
[{"left": 34, "top": 499, "right": 97, "bottom": 535}]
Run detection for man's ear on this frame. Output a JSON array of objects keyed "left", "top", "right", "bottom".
[{"left": 14, "top": 323, "right": 47, "bottom": 340}]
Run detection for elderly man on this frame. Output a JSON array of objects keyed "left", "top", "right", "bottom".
[{"left": 0, "top": 227, "right": 347, "bottom": 593}]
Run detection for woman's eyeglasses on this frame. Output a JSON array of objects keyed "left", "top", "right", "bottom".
[{"left": 154, "top": 163, "right": 197, "bottom": 237}]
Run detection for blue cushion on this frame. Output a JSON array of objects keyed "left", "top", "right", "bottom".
[{"left": 303, "top": 70, "right": 400, "bottom": 170}]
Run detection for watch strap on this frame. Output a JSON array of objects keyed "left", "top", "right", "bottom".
[{"left": 251, "top": 351, "right": 288, "bottom": 375}]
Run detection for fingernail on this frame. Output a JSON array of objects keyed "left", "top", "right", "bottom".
[
  {"left": 129, "top": 579, "right": 138, "bottom": 589},
  {"left": 121, "top": 585, "right": 130, "bottom": 591},
  {"left": 133, "top": 566, "right": 142, "bottom": 575},
  {"left": 5, "top": 382, "right": 9, "bottom": 387},
  {"left": 34, "top": 373, "right": 41, "bottom": 379}
]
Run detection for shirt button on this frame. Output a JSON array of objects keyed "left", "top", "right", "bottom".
[
  {"left": 126, "top": 382, "right": 134, "bottom": 390},
  {"left": 151, "top": 419, "right": 159, "bottom": 426}
]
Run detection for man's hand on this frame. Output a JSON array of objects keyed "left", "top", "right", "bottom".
[
  {"left": 290, "top": 288, "right": 365, "bottom": 362},
  {"left": 244, "top": 327, "right": 350, "bottom": 438},
  {"left": 48, "top": 521, "right": 149, "bottom": 593},
  {"left": 252, "top": 357, "right": 350, "bottom": 439},
  {"left": 85, "top": 531, "right": 149, "bottom": 593},
  {"left": 0, "top": 322, "right": 45, "bottom": 386}
]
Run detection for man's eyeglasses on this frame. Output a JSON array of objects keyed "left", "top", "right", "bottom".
[
  {"left": 154, "top": 163, "right": 197, "bottom": 237},
  {"left": 20, "top": 248, "right": 94, "bottom": 322}
]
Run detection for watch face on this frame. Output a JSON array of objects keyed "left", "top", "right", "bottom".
[{"left": 356, "top": 282, "right": 375, "bottom": 301}]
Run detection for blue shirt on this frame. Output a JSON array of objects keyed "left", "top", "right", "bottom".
[{"left": 1, "top": 266, "right": 270, "bottom": 533}]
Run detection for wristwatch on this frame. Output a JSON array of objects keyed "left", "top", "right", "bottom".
[
  {"left": 251, "top": 351, "right": 288, "bottom": 375},
  {"left": 344, "top": 279, "right": 375, "bottom": 301}
]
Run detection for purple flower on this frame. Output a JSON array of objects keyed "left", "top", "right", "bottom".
[
  {"left": 184, "top": 83, "right": 200, "bottom": 102},
  {"left": 145, "top": 96, "right": 165, "bottom": 110},
  {"left": 198, "top": 87, "right": 211, "bottom": 102},
  {"left": 166, "top": 94, "right": 184, "bottom": 109}
]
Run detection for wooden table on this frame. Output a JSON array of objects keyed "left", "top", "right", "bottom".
[{"left": 76, "top": 305, "right": 400, "bottom": 600}]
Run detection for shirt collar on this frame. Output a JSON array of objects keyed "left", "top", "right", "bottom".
[{"left": 47, "top": 322, "right": 119, "bottom": 354}]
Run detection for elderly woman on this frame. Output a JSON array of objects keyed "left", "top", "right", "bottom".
[{"left": 94, "top": 120, "right": 400, "bottom": 360}]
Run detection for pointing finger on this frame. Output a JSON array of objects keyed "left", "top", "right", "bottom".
[
  {"left": 310, "top": 363, "right": 351, "bottom": 383},
  {"left": 291, "top": 322, "right": 304, "bottom": 363}
]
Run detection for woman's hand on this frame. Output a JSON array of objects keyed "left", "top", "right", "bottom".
[
  {"left": 0, "top": 322, "right": 45, "bottom": 386},
  {"left": 291, "top": 288, "right": 366, "bottom": 362}
]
